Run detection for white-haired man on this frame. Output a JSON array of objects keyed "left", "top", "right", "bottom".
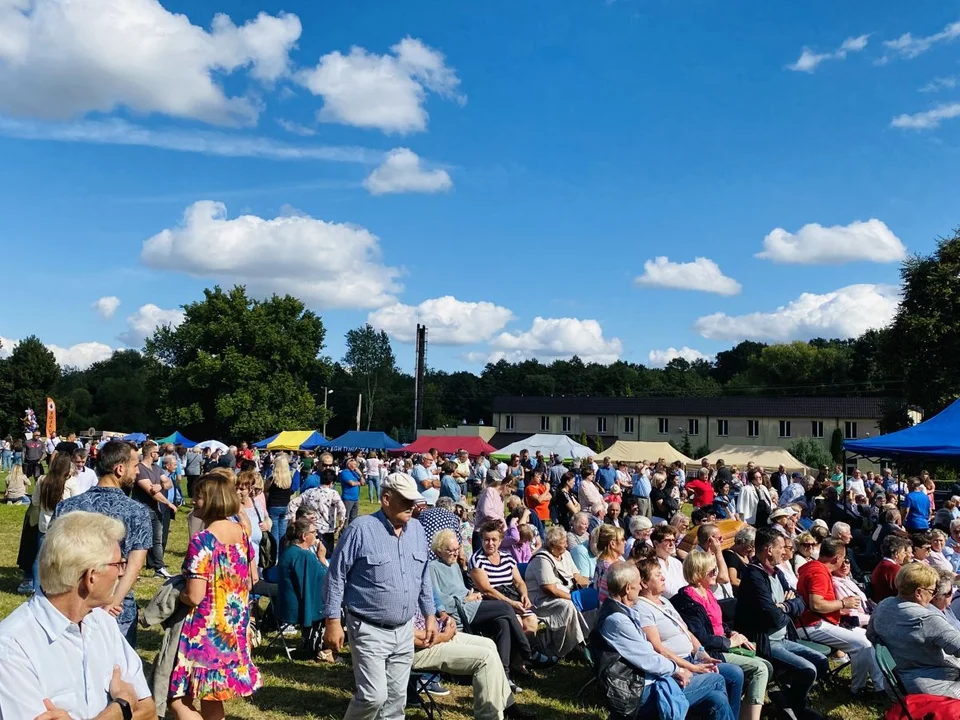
[{"left": 0, "top": 511, "right": 156, "bottom": 719}]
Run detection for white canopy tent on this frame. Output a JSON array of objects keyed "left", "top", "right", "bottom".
[
  {"left": 694, "top": 444, "right": 808, "bottom": 474},
  {"left": 194, "top": 439, "right": 229, "bottom": 453},
  {"left": 598, "top": 441, "right": 695, "bottom": 466},
  {"left": 492, "top": 434, "right": 595, "bottom": 461}
]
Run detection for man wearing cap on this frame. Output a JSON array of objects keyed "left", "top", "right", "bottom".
[
  {"left": 779, "top": 473, "right": 807, "bottom": 508},
  {"left": 769, "top": 508, "right": 798, "bottom": 540},
  {"left": 324, "top": 472, "right": 437, "bottom": 720}
]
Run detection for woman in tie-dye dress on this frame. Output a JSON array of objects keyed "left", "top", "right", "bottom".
[{"left": 169, "top": 475, "right": 261, "bottom": 720}]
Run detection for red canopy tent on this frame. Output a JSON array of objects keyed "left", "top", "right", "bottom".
[{"left": 394, "top": 435, "right": 497, "bottom": 457}]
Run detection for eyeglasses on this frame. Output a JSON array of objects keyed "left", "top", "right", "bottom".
[
  {"left": 659, "top": 538, "right": 676, "bottom": 545},
  {"left": 104, "top": 560, "right": 127, "bottom": 571},
  {"left": 919, "top": 586, "right": 937, "bottom": 596},
  {"left": 707, "top": 568, "right": 719, "bottom": 576}
]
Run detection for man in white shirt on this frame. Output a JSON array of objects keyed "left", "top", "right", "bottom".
[
  {"left": 0, "top": 510, "right": 155, "bottom": 719},
  {"left": 72, "top": 449, "right": 100, "bottom": 494},
  {"left": 845, "top": 469, "right": 866, "bottom": 500}
]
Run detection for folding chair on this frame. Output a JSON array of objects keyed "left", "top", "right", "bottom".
[
  {"left": 875, "top": 643, "right": 913, "bottom": 720},
  {"left": 251, "top": 593, "right": 296, "bottom": 660},
  {"left": 408, "top": 673, "right": 443, "bottom": 720}
]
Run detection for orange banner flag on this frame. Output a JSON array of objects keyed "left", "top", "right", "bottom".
[{"left": 46, "top": 397, "right": 56, "bottom": 439}]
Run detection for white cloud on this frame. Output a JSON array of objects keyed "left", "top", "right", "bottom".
[
  {"left": 0, "top": 117, "right": 381, "bottom": 164},
  {"left": 363, "top": 148, "right": 452, "bottom": 195},
  {"left": 634, "top": 257, "right": 742, "bottom": 296},
  {"left": 647, "top": 347, "right": 714, "bottom": 367},
  {"left": 92, "top": 295, "right": 120, "bottom": 318},
  {"left": 891, "top": 103, "right": 960, "bottom": 130},
  {"left": 0, "top": 0, "right": 301, "bottom": 125},
  {"left": 297, "top": 37, "right": 465, "bottom": 134},
  {"left": 141, "top": 201, "right": 403, "bottom": 310},
  {"left": 0, "top": 336, "right": 113, "bottom": 368},
  {"left": 276, "top": 118, "right": 317, "bottom": 136},
  {"left": 787, "top": 34, "right": 869, "bottom": 72},
  {"left": 368, "top": 296, "right": 514, "bottom": 344},
  {"left": 118, "top": 303, "right": 185, "bottom": 347},
  {"left": 919, "top": 76, "right": 957, "bottom": 93},
  {"left": 884, "top": 21, "right": 960, "bottom": 60},
  {"left": 694, "top": 284, "right": 900, "bottom": 342},
  {"left": 480, "top": 317, "right": 623, "bottom": 365},
  {"left": 756, "top": 219, "right": 906, "bottom": 264}
]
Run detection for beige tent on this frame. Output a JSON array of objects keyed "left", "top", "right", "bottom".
[
  {"left": 694, "top": 444, "right": 808, "bottom": 473},
  {"left": 598, "top": 441, "right": 695, "bottom": 466}
]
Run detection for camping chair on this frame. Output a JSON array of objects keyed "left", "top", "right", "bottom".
[
  {"left": 794, "top": 630, "right": 851, "bottom": 687},
  {"left": 875, "top": 643, "right": 913, "bottom": 720},
  {"left": 408, "top": 673, "right": 443, "bottom": 720},
  {"left": 251, "top": 592, "right": 296, "bottom": 660}
]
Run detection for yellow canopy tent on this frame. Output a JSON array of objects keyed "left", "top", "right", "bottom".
[
  {"left": 598, "top": 441, "right": 695, "bottom": 466},
  {"left": 266, "top": 430, "right": 328, "bottom": 452}
]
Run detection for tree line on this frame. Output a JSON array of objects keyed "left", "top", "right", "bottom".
[{"left": 2, "top": 229, "right": 958, "bottom": 444}]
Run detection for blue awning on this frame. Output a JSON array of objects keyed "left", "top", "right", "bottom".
[{"left": 844, "top": 400, "right": 958, "bottom": 459}]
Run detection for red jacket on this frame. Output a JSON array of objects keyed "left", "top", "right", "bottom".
[{"left": 871, "top": 559, "right": 899, "bottom": 603}]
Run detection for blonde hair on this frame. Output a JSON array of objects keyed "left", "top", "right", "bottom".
[
  {"left": 271, "top": 453, "right": 293, "bottom": 490},
  {"left": 596, "top": 524, "right": 625, "bottom": 557},
  {"left": 39, "top": 511, "right": 125, "bottom": 595},
  {"left": 518, "top": 524, "right": 536, "bottom": 543},
  {"left": 431, "top": 528, "right": 459, "bottom": 555},
  {"left": 195, "top": 474, "right": 241, "bottom": 523},
  {"left": 682, "top": 549, "right": 718, "bottom": 585},
  {"left": 505, "top": 495, "right": 523, "bottom": 513},
  {"left": 895, "top": 562, "right": 939, "bottom": 596},
  {"left": 651, "top": 472, "right": 667, "bottom": 489}
]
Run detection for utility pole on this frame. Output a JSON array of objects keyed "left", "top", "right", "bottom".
[{"left": 322, "top": 387, "right": 333, "bottom": 437}]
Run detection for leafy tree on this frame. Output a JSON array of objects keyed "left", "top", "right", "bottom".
[
  {"left": 830, "top": 428, "right": 844, "bottom": 465},
  {"left": 789, "top": 437, "right": 832, "bottom": 470},
  {"left": 343, "top": 324, "right": 396, "bottom": 431},
  {"left": 712, "top": 341, "right": 766, "bottom": 385},
  {"left": 146, "top": 286, "right": 324, "bottom": 441},
  {"left": 0, "top": 336, "right": 60, "bottom": 436},
  {"left": 592, "top": 435, "right": 605, "bottom": 453},
  {"left": 679, "top": 431, "right": 693, "bottom": 458},
  {"left": 693, "top": 443, "right": 711, "bottom": 459},
  {"left": 577, "top": 430, "right": 589, "bottom": 447}
]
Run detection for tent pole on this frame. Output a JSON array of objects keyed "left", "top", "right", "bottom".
[{"left": 843, "top": 449, "right": 849, "bottom": 510}]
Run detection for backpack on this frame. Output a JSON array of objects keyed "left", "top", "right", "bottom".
[{"left": 588, "top": 599, "right": 649, "bottom": 718}]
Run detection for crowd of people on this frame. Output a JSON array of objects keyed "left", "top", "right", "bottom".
[{"left": 4, "top": 435, "right": 960, "bottom": 719}]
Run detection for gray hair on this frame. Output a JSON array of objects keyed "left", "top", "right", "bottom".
[
  {"left": 734, "top": 526, "right": 756, "bottom": 547},
  {"left": 436, "top": 497, "right": 455, "bottom": 511},
  {"left": 936, "top": 570, "right": 955, "bottom": 598},
  {"left": 39, "top": 511, "right": 125, "bottom": 595},
  {"left": 831, "top": 522, "right": 851, "bottom": 538},
  {"left": 628, "top": 516, "right": 650, "bottom": 534},
  {"left": 698, "top": 468, "right": 709, "bottom": 480},
  {"left": 951, "top": 519, "right": 960, "bottom": 535},
  {"left": 605, "top": 561, "right": 640, "bottom": 597},
  {"left": 544, "top": 525, "right": 568, "bottom": 550},
  {"left": 573, "top": 511, "right": 591, "bottom": 528},
  {"left": 162, "top": 454, "right": 178, "bottom": 468}
]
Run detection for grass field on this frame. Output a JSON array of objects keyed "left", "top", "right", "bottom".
[{"left": 0, "top": 473, "right": 887, "bottom": 719}]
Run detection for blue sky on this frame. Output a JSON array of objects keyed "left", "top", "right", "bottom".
[{"left": 2, "top": 0, "right": 959, "bottom": 372}]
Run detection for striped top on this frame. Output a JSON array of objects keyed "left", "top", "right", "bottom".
[{"left": 469, "top": 549, "right": 517, "bottom": 589}]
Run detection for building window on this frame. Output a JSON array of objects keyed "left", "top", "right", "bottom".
[
  {"left": 845, "top": 421, "right": 858, "bottom": 439},
  {"left": 562, "top": 416, "right": 572, "bottom": 432},
  {"left": 540, "top": 416, "right": 550, "bottom": 432},
  {"left": 658, "top": 418, "right": 669, "bottom": 435},
  {"left": 597, "top": 417, "right": 607, "bottom": 434},
  {"left": 623, "top": 417, "right": 635, "bottom": 434},
  {"left": 811, "top": 421, "right": 824, "bottom": 439},
  {"left": 747, "top": 420, "right": 759, "bottom": 438},
  {"left": 688, "top": 418, "right": 699, "bottom": 436},
  {"left": 717, "top": 419, "right": 728, "bottom": 437},
  {"left": 504, "top": 415, "right": 514, "bottom": 431},
  {"left": 779, "top": 420, "right": 791, "bottom": 438}
]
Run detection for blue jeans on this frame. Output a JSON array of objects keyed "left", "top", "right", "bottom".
[
  {"left": 768, "top": 637, "right": 830, "bottom": 711},
  {"left": 366, "top": 475, "right": 381, "bottom": 502},
  {"left": 1, "top": 450, "right": 11, "bottom": 470},
  {"left": 268, "top": 506, "right": 287, "bottom": 547},
  {"left": 635, "top": 672, "right": 736, "bottom": 720},
  {"left": 118, "top": 609, "right": 138, "bottom": 649}
]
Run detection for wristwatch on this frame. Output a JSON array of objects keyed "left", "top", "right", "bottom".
[{"left": 111, "top": 698, "right": 133, "bottom": 720}]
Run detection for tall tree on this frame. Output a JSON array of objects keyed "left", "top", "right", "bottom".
[
  {"left": 343, "top": 324, "right": 396, "bottom": 431},
  {"left": 0, "top": 336, "right": 60, "bottom": 436},
  {"left": 711, "top": 341, "right": 766, "bottom": 385}
]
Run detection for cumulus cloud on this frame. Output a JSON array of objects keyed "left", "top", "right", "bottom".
[
  {"left": 919, "top": 76, "right": 957, "bottom": 93},
  {"left": 476, "top": 317, "right": 623, "bottom": 365},
  {"left": 884, "top": 21, "right": 960, "bottom": 60},
  {"left": 276, "top": 118, "right": 317, "bottom": 136},
  {"left": 141, "top": 201, "right": 402, "bottom": 309},
  {"left": 93, "top": 295, "right": 120, "bottom": 318},
  {"left": 0, "top": 336, "right": 113, "bottom": 368},
  {"left": 756, "top": 219, "right": 906, "bottom": 264},
  {"left": 647, "top": 347, "right": 714, "bottom": 367},
  {"left": 297, "top": 37, "right": 465, "bottom": 134},
  {"left": 787, "top": 34, "right": 869, "bottom": 72},
  {"left": 0, "top": 0, "right": 302, "bottom": 125},
  {"left": 634, "top": 257, "right": 742, "bottom": 296},
  {"left": 118, "top": 303, "right": 185, "bottom": 347},
  {"left": 363, "top": 148, "right": 452, "bottom": 195},
  {"left": 891, "top": 103, "right": 960, "bottom": 130},
  {"left": 368, "top": 296, "right": 513, "bottom": 345},
  {"left": 694, "top": 284, "right": 900, "bottom": 343}
]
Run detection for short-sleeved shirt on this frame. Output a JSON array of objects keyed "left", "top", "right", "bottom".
[
  {"left": 797, "top": 560, "right": 841, "bottom": 627},
  {"left": 417, "top": 507, "right": 462, "bottom": 561},
  {"left": 339, "top": 469, "right": 361, "bottom": 502},
  {"left": 903, "top": 491, "right": 931, "bottom": 531},
  {"left": 54, "top": 487, "right": 152, "bottom": 625},
  {"left": 132, "top": 462, "right": 162, "bottom": 510},
  {"left": 524, "top": 482, "right": 551, "bottom": 521},
  {"left": 552, "top": 488, "right": 576, "bottom": 529},
  {"left": 469, "top": 549, "right": 517, "bottom": 589},
  {"left": 634, "top": 596, "right": 695, "bottom": 658},
  {"left": 685, "top": 478, "right": 715, "bottom": 508}
]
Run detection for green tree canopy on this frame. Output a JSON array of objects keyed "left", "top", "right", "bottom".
[{"left": 343, "top": 324, "right": 396, "bottom": 431}]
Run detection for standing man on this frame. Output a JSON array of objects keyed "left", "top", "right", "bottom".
[
  {"left": 772, "top": 465, "right": 789, "bottom": 496},
  {"left": 597, "top": 457, "right": 618, "bottom": 493},
  {"left": 903, "top": 477, "right": 932, "bottom": 532},
  {"left": 72, "top": 448, "right": 100, "bottom": 494},
  {"left": 339, "top": 457, "right": 363, "bottom": 525},
  {"left": 132, "top": 440, "right": 177, "bottom": 578},
  {"left": 632, "top": 463, "right": 652, "bottom": 519},
  {"left": 23, "top": 429, "right": 45, "bottom": 480},
  {"left": 183, "top": 445, "right": 202, "bottom": 500},
  {"left": 54, "top": 440, "right": 152, "bottom": 647},
  {"left": 324, "top": 472, "right": 437, "bottom": 720}
]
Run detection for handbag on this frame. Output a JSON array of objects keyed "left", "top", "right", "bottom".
[{"left": 252, "top": 503, "right": 278, "bottom": 570}]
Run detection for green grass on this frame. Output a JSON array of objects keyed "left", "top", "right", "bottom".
[{"left": 0, "top": 473, "right": 885, "bottom": 719}]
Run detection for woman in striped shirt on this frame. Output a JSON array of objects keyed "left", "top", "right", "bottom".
[{"left": 469, "top": 520, "right": 540, "bottom": 634}]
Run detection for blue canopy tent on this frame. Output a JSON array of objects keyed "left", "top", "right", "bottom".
[
  {"left": 266, "top": 431, "right": 329, "bottom": 451},
  {"left": 122, "top": 432, "right": 148, "bottom": 443},
  {"left": 253, "top": 433, "right": 280, "bottom": 449},
  {"left": 844, "top": 400, "right": 960, "bottom": 459},
  {"left": 326, "top": 430, "right": 402, "bottom": 451},
  {"left": 155, "top": 431, "right": 197, "bottom": 448}
]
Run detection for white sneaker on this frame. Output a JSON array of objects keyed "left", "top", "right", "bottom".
[
  {"left": 16, "top": 581, "right": 34, "bottom": 595},
  {"left": 154, "top": 568, "right": 173, "bottom": 579}
]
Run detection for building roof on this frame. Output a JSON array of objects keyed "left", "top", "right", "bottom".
[{"left": 491, "top": 395, "right": 893, "bottom": 419}]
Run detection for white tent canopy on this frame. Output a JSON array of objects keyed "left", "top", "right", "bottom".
[
  {"left": 492, "top": 434, "right": 595, "bottom": 461},
  {"left": 694, "top": 444, "right": 808, "bottom": 473},
  {"left": 598, "top": 441, "right": 695, "bottom": 466},
  {"left": 194, "top": 439, "right": 229, "bottom": 453}
]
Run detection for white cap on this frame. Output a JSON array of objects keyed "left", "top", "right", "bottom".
[{"left": 382, "top": 472, "right": 425, "bottom": 502}]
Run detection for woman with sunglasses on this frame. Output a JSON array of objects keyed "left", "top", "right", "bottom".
[
  {"left": 832, "top": 555, "right": 872, "bottom": 628},
  {"left": 651, "top": 524, "right": 686, "bottom": 599}
]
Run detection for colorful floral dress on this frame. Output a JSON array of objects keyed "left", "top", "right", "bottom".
[{"left": 169, "top": 529, "right": 261, "bottom": 701}]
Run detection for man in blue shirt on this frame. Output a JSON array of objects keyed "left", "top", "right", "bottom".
[
  {"left": 632, "top": 465, "right": 652, "bottom": 518},
  {"left": 597, "top": 457, "right": 618, "bottom": 492},
  {"left": 324, "top": 472, "right": 436, "bottom": 720},
  {"left": 339, "top": 457, "right": 363, "bottom": 525},
  {"left": 903, "top": 477, "right": 931, "bottom": 531}
]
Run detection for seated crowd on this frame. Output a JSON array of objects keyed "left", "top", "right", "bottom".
[{"left": 9, "top": 440, "right": 960, "bottom": 720}]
